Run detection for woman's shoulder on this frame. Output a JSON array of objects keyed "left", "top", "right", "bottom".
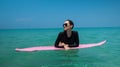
[{"left": 72, "top": 31, "right": 79, "bottom": 36}]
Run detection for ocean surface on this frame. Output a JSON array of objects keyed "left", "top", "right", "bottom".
[{"left": 0, "top": 27, "right": 120, "bottom": 67}]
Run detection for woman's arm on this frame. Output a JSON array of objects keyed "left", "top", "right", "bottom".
[{"left": 54, "top": 32, "right": 64, "bottom": 48}]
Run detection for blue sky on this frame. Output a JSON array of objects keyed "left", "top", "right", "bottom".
[{"left": 0, "top": 0, "right": 120, "bottom": 29}]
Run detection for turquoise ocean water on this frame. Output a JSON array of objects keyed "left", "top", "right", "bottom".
[{"left": 0, "top": 27, "right": 120, "bottom": 67}]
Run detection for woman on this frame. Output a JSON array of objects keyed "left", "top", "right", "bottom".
[{"left": 54, "top": 20, "right": 79, "bottom": 50}]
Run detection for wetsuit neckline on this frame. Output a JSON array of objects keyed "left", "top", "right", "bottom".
[{"left": 64, "top": 31, "right": 73, "bottom": 38}]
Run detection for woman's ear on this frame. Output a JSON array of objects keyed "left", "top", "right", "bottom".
[{"left": 70, "top": 25, "right": 73, "bottom": 29}]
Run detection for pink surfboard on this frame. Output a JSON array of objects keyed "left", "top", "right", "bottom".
[{"left": 15, "top": 40, "right": 106, "bottom": 52}]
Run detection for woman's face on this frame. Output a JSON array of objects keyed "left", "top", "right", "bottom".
[{"left": 63, "top": 21, "right": 72, "bottom": 31}]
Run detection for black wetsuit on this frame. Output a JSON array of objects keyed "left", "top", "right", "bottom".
[{"left": 54, "top": 31, "right": 79, "bottom": 48}]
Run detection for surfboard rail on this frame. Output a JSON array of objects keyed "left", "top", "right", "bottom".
[{"left": 15, "top": 40, "right": 106, "bottom": 52}]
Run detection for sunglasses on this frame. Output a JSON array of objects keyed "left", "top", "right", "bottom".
[{"left": 63, "top": 23, "right": 68, "bottom": 27}]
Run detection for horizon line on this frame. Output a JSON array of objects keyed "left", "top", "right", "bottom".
[{"left": 0, "top": 26, "right": 120, "bottom": 30}]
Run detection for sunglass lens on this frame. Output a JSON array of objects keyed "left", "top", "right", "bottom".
[{"left": 63, "top": 24, "right": 67, "bottom": 27}]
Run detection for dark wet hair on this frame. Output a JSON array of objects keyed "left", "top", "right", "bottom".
[{"left": 66, "top": 19, "right": 74, "bottom": 29}]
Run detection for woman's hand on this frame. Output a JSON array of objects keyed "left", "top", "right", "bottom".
[
  {"left": 59, "top": 42, "right": 70, "bottom": 50},
  {"left": 64, "top": 44, "right": 70, "bottom": 50},
  {"left": 58, "top": 42, "right": 70, "bottom": 50},
  {"left": 59, "top": 42, "right": 65, "bottom": 46}
]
